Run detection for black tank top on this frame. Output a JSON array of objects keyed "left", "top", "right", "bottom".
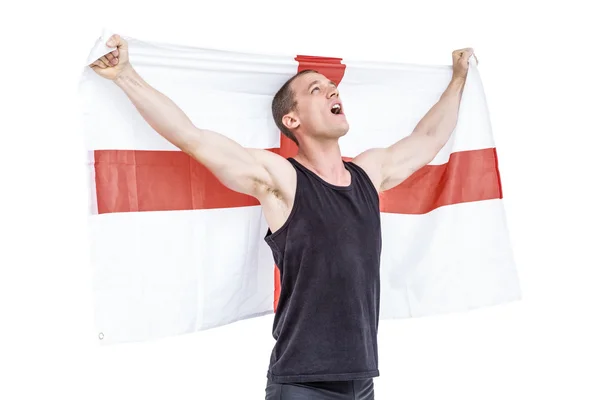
[{"left": 264, "top": 157, "right": 382, "bottom": 384}]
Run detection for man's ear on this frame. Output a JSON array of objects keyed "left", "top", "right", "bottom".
[{"left": 282, "top": 113, "right": 300, "bottom": 130}]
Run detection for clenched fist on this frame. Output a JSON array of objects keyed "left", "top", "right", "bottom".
[
  {"left": 451, "top": 48, "right": 477, "bottom": 81},
  {"left": 89, "top": 34, "right": 131, "bottom": 80}
]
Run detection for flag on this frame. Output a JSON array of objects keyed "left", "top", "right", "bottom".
[{"left": 80, "top": 30, "right": 521, "bottom": 345}]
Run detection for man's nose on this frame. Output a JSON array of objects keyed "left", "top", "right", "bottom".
[{"left": 327, "top": 87, "right": 339, "bottom": 98}]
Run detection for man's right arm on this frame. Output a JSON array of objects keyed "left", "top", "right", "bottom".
[
  {"left": 113, "top": 66, "right": 284, "bottom": 199},
  {"left": 90, "top": 34, "right": 293, "bottom": 202}
]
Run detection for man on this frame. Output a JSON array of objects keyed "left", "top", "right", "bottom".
[{"left": 89, "top": 33, "right": 474, "bottom": 400}]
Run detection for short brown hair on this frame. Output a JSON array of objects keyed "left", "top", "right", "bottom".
[{"left": 271, "top": 69, "right": 318, "bottom": 146}]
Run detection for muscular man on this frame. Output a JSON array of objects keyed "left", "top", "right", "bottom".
[{"left": 89, "top": 34, "right": 474, "bottom": 400}]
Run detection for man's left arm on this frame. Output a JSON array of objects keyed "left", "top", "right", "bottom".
[{"left": 353, "top": 48, "right": 475, "bottom": 192}]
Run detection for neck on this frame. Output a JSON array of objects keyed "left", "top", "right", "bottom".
[{"left": 295, "top": 137, "right": 348, "bottom": 184}]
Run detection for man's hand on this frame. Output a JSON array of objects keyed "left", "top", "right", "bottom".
[
  {"left": 89, "top": 34, "right": 131, "bottom": 80},
  {"left": 451, "top": 48, "right": 477, "bottom": 81}
]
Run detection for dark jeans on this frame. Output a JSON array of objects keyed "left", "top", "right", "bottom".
[{"left": 265, "top": 378, "right": 375, "bottom": 399}]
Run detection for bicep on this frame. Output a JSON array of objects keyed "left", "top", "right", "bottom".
[
  {"left": 354, "top": 132, "right": 442, "bottom": 192},
  {"left": 184, "top": 127, "right": 287, "bottom": 198},
  {"left": 382, "top": 132, "right": 443, "bottom": 190},
  {"left": 182, "top": 128, "right": 269, "bottom": 196}
]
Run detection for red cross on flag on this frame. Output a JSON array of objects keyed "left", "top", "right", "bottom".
[{"left": 82, "top": 31, "right": 521, "bottom": 345}]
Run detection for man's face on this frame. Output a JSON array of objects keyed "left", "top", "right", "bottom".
[{"left": 286, "top": 72, "right": 349, "bottom": 141}]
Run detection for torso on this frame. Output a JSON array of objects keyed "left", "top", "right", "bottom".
[
  {"left": 258, "top": 156, "right": 360, "bottom": 234},
  {"left": 262, "top": 156, "right": 383, "bottom": 383}
]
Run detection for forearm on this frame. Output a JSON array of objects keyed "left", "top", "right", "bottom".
[
  {"left": 413, "top": 77, "right": 466, "bottom": 143},
  {"left": 112, "top": 63, "right": 275, "bottom": 196},
  {"left": 114, "top": 66, "right": 196, "bottom": 149}
]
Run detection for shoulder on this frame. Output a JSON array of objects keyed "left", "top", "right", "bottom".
[
  {"left": 350, "top": 148, "right": 388, "bottom": 193},
  {"left": 247, "top": 148, "right": 297, "bottom": 203}
]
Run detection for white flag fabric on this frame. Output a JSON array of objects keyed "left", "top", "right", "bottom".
[{"left": 79, "top": 30, "right": 521, "bottom": 345}]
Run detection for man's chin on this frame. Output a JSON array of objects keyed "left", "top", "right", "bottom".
[{"left": 336, "top": 122, "right": 350, "bottom": 136}]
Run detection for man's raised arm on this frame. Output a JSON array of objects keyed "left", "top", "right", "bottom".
[
  {"left": 353, "top": 48, "right": 475, "bottom": 192},
  {"left": 89, "top": 34, "right": 289, "bottom": 200}
]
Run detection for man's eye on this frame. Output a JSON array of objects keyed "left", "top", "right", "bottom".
[{"left": 311, "top": 87, "right": 320, "bottom": 93}]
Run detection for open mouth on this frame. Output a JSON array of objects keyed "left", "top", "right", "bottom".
[{"left": 330, "top": 103, "right": 343, "bottom": 115}]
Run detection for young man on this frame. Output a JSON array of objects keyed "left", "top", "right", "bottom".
[{"left": 89, "top": 34, "right": 474, "bottom": 400}]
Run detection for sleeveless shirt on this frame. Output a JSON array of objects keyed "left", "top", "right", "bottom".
[{"left": 264, "top": 157, "right": 382, "bottom": 384}]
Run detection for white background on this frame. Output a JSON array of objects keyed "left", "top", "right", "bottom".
[{"left": 1, "top": 0, "right": 599, "bottom": 399}]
